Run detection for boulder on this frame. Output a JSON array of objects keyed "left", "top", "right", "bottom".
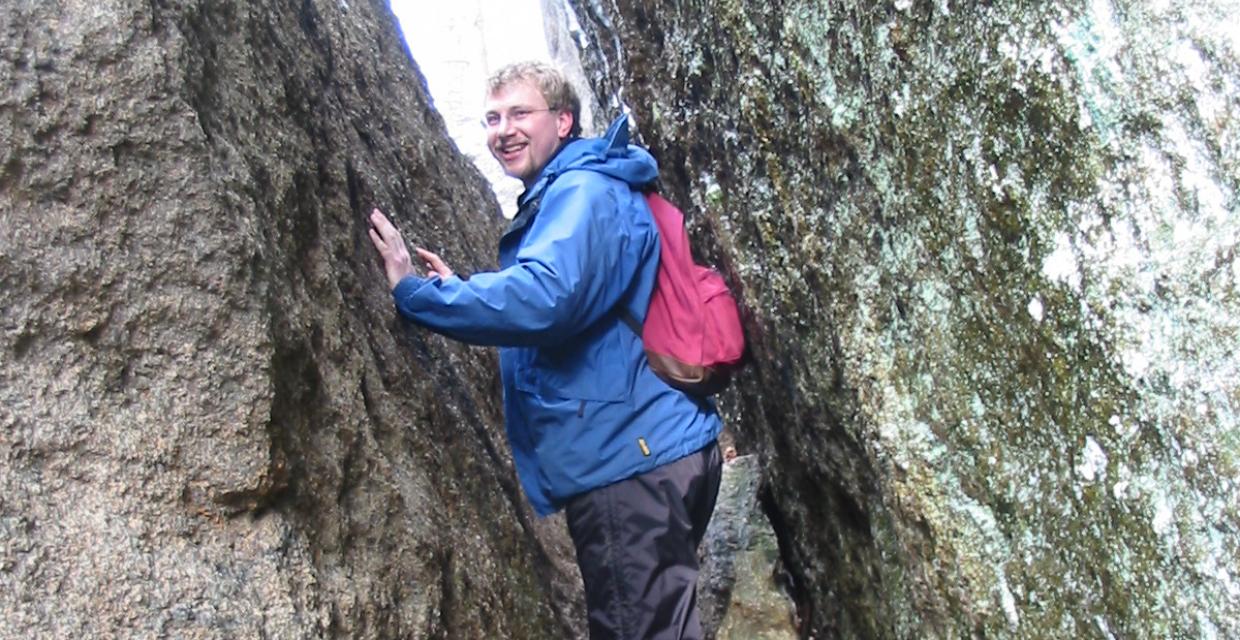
[
  {"left": 565, "top": 1, "right": 1240, "bottom": 637},
  {"left": 0, "top": 1, "right": 582, "bottom": 637}
]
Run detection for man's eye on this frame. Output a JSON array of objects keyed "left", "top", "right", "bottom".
[
  {"left": 484, "top": 113, "right": 501, "bottom": 126},
  {"left": 512, "top": 109, "right": 532, "bottom": 119}
]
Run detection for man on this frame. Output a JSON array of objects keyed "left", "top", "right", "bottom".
[{"left": 368, "top": 61, "right": 723, "bottom": 640}]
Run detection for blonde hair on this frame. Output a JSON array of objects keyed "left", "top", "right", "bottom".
[{"left": 486, "top": 61, "right": 582, "bottom": 138}]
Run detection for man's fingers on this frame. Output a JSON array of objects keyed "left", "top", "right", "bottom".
[
  {"left": 366, "top": 207, "right": 417, "bottom": 289},
  {"left": 369, "top": 208, "right": 399, "bottom": 240},
  {"left": 414, "top": 247, "right": 453, "bottom": 279},
  {"left": 414, "top": 248, "right": 441, "bottom": 268},
  {"left": 367, "top": 226, "right": 386, "bottom": 251}
]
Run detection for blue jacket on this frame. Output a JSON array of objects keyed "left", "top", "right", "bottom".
[{"left": 392, "top": 115, "right": 722, "bottom": 515}]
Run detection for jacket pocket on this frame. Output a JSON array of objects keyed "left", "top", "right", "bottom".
[{"left": 511, "top": 383, "right": 636, "bottom": 501}]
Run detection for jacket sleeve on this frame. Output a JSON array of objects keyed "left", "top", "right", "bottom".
[{"left": 391, "top": 174, "right": 652, "bottom": 347}]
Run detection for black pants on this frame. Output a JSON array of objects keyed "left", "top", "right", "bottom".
[{"left": 565, "top": 442, "right": 723, "bottom": 640}]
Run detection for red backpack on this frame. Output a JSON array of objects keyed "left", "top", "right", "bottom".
[{"left": 622, "top": 192, "right": 746, "bottom": 395}]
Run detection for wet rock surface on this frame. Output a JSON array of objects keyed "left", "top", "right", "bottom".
[{"left": 567, "top": 0, "right": 1240, "bottom": 637}]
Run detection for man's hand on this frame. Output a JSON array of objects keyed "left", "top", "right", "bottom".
[
  {"left": 368, "top": 208, "right": 456, "bottom": 290},
  {"left": 415, "top": 248, "right": 454, "bottom": 279},
  {"left": 368, "top": 208, "right": 415, "bottom": 290}
]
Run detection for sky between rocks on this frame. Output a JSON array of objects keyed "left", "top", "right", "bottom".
[{"left": 389, "top": 0, "right": 550, "bottom": 216}]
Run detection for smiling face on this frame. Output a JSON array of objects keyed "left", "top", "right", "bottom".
[{"left": 483, "top": 80, "right": 574, "bottom": 186}]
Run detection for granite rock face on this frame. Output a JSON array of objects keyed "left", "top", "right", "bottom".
[
  {"left": 0, "top": 1, "right": 582, "bottom": 638},
  {"left": 566, "top": 0, "right": 1239, "bottom": 637}
]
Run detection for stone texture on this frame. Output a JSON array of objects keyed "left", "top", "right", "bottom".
[
  {"left": 0, "top": 1, "right": 582, "bottom": 638},
  {"left": 542, "top": 0, "right": 605, "bottom": 136},
  {"left": 565, "top": 0, "right": 1240, "bottom": 637}
]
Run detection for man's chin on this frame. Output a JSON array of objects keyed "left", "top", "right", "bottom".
[{"left": 501, "top": 163, "right": 529, "bottom": 182}]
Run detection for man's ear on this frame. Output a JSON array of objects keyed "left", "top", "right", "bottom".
[{"left": 556, "top": 110, "right": 574, "bottom": 139}]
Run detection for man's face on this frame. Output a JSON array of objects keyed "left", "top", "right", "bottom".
[{"left": 483, "top": 80, "right": 573, "bottom": 186}]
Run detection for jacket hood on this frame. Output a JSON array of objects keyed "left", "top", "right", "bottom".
[{"left": 521, "top": 114, "right": 658, "bottom": 204}]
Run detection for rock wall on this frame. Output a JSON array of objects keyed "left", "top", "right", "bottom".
[
  {"left": 542, "top": 0, "right": 605, "bottom": 136},
  {"left": 0, "top": 1, "right": 581, "bottom": 638},
  {"left": 565, "top": 0, "right": 1239, "bottom": 637}
]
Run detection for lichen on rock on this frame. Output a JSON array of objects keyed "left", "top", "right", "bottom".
[{"left": 566, "top": 0, "right": 1240, "bottom": 636}]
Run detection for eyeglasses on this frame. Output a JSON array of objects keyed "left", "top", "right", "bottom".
[{"left": 481, "top": 107, "right": 556, "bottom": 129}]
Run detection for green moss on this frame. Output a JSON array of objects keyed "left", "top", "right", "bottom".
[{"left": 572, "top": 0, "right": 1240, "bottom": 635}]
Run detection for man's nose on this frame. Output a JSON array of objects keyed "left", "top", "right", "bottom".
[{"left": 497, "top": 113, "right": 519, "bottom": 135}]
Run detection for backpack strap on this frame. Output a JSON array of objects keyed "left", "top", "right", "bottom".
[{"left": 616, "top": 185, "right": 663, "bottom": 338}]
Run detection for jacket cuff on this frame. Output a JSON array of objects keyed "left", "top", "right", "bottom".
[{"left": 391, "top": 274, "right": 440, "bottom": 317}]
